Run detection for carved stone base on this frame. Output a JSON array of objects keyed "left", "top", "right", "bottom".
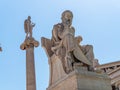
[
  {"left": 47, "top": 55, "right": 112, "bottom": 90},
  {"left": 47, "top": 69, "right": 112, "bottom": 90}
]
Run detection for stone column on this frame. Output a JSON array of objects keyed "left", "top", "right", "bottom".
[{"left": 20, "top": 37, "right": 39, "bottom": 90}]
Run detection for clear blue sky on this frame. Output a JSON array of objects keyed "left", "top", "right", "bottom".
[{"left": 0, "top": 0, "right": 120, "bottom": 90}]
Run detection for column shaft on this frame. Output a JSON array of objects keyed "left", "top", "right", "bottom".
[{"left": 26, "top": 45, "right": 36, "bottom": 90}]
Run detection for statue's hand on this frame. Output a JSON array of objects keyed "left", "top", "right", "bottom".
[
  {"left": 75, "top": 36, "right": 83, "bottom": 44},
  {"left": 51, "top": 47, "right": 56, "bottom": 52}
]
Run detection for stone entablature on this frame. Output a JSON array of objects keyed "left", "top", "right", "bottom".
[
  {"left": 97, "top": 61, "right": 120, "bottom": 73},
  {"left": 97, "top": 61, "right": 120, "bottom": 90}
]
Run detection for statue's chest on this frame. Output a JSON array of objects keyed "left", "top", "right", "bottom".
[{"left": 63, "top": 28, "right": 74, "bottom": 37}]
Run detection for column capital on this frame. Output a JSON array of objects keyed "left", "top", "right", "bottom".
[{"left": 20, "top": 37, "right": 39, "bottom": 50}]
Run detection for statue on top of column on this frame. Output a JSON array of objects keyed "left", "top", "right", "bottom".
[
  {"left": 24, "top": 16, "right": 35, "bottom": 38},
  {"left": 42, "top": 10, "right": 96, "bottom": 74},
  {"left": 20, "top": 16, "right": 39, "bottom": 50}
]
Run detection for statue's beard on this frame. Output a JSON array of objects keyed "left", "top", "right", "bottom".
[
  {"left": 66, "top": 19, "right": 70, "bottom": 24},
  {"left": 63, "top": 19, "right": 71, "bottom": 26}
]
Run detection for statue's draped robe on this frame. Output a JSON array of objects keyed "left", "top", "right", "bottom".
[{"left": 52, "top": 24, "right": 92, "bottom": 68}]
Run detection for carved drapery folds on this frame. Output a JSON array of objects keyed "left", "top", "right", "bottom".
[{"left": 41, "top": 10, "right": 95, "bottom": 74}]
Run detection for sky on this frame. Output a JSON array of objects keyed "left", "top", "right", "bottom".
[{"left": 0, "top": 0, "right": 120, "bottom": 90}]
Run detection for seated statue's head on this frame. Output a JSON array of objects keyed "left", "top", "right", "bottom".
[{"left": 61, "top": 10, "right": 73, "bottom": 27}]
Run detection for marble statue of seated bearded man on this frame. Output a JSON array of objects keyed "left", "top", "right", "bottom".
[{"left": 51, "top": 10, "right": 95, "bottom": 74}]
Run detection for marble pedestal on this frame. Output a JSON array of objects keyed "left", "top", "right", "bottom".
[{"left": 47, "top": 55, "right": 112, "bottom": 90}]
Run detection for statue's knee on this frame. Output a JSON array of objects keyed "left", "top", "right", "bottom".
[{"left": 86, "top": 45, "right": 93, "bottom": 50}]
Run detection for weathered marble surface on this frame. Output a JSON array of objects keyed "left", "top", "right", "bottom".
[
  {"left": 24, "top": 16, "right": 35, "bottom": 38},
  {"left": 45, "top": 54, "right": 112, "bottom": 90},
  {"left": 47, "top": 70, "right": 112, "bottom": 90},
  {"left": 97, "top": 61, "right": 120, "bottom": 90},
  {"left": 41, "top": 10, "right": 112, "bottom": 90},
  {"left": 20, "top": 37, "right": 39, "bottom": 50},
  {"left": 20, "top": 16, "right": 39, "bottom": 90},
  {"left": 42, "top": 10, "right": 95, "bottom": 74}
]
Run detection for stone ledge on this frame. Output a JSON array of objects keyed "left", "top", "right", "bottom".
[{"left": 47, "top": 68, "right": 112, "bottom": 90}]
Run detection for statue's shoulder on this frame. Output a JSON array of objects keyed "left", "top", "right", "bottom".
[
  {"left": 52, "top": 23, "right": 63, "bottom": 33},
  {"left": 70, "top": 26, "right": 75, "bottom": 33},
  {"left": 53, "top": 23, "right": 63, "bottom": 28}
]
